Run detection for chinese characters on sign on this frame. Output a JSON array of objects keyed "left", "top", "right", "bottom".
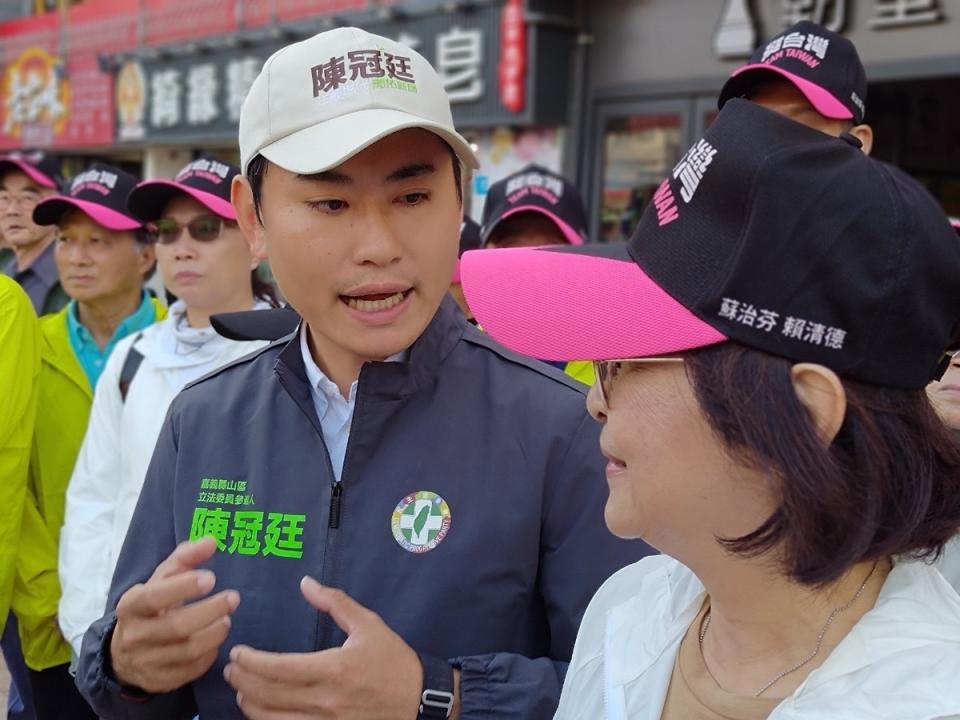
[
  {"left": 150, "top": 69, "right": 181, "bottom": 128},
  {"left": 387, "top": 26, "right": 488, "bottom": 104},
  {"left": 1, "top": 48, "right": 68, "bottom": 143},
  {"left": 131, "top": 52, "right": 268, "bottom": 139},
  {"left": 718, "top": 297, "right": 847, "bottom": 350},
  {"left": 225, "top": 57, "right": 260, "bottom": 122},
  {"left": 437, "top": 27, "right": 484, "bottom": 102},
  {"left": 122, "top": 3, "right": 551, "bottom": 141},
  {"left": 186, "top": 63, "right": 218, "bottom": 125},
  {"left": 781, "top": 0, "right": 848, "bottom": 33},
  {"left": 499, "top": 0, "right": 526, "bottom": 112},
  {"left": 713, "top": 0, "right": 945, "bottom": 58},
  {"left": 868, "top": 0, "right": 941, "bottom": 28}
]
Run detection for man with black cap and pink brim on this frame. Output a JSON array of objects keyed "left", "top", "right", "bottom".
[
  {"left": 58, "top": 156, "right": 274, "bottom": 683},
  {"left": 461, "top": 98, "right": 960, "bottom": 718},
  {"left": 0, "top": 151, "right": 68, "bottom": 315},
  {"left": 481, "top": 164, "right": 588, "bottom": 250},
  {"left": 719, "top": 20, "right": 874, "bottom": 153},
  {"left": 8, "top": 163, "right": 163, "bottom": 720},
  {"left": 479, "top": 164, "right": 595, "bottom": 384}
]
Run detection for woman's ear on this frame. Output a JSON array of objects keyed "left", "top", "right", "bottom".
[{"left": 791, "top": 363, "right": 847, "bottom": 444}]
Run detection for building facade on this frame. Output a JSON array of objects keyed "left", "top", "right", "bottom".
[{"left": 576, "top": 0, "right": 960, "bottom": 242}]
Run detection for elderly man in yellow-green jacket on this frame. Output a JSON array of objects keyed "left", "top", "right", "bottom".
[{"left": 12, "top": 164, "right": 163, "bottom": 718}]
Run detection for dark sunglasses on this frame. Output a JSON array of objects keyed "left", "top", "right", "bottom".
[
  {"left": 593, "top": 357, "right": 685, "bottom": 406},
  {"left": 151, "top": 215, "right": 229, "bottom": 245}
]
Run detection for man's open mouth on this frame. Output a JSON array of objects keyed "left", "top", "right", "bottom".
[{"left": 341, "top": 288, "right": 412, "bottom": 312}]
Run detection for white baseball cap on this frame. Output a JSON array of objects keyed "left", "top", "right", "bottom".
[{"left": 239, "top": 27, "right": 480, "bottom": 175}]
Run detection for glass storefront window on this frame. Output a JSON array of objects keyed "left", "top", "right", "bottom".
[{"left": 599, "top": 113, "right": 682, "bottom": 243}]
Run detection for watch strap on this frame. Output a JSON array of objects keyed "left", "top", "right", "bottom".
[{"left": 417, "top": 653, "right": 455, "bottom": 720}]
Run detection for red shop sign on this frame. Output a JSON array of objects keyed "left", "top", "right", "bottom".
[
  {"left": 0, "top": 47, "right": 114, "bottom": 150},
  {"left": 498, "top": 0, "right": 526, "bottom": 114}
]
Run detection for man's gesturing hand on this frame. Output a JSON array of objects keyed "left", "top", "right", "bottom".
[
  {"left": 223, "top": 576, "right": 459, "bottom": 719},
  {"left": 110, "top": 537, "right": 240, "bottom": 694}
]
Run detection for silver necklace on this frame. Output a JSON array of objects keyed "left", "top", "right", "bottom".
[{"left": 698, "top": 561, "right": 878, "bottom": 697}]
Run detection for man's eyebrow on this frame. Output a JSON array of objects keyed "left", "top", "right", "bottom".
[
  {"left": 293, "top": 162, "right": 437, "bottom": 186},
  {"left": 295, "top": 170, "right": 353, "bottom": 185},
  {"left": 385, "top": 163, "right": 436, "bottom": 183}
]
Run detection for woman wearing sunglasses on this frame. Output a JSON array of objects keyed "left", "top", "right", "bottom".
[
  {"left": 58, "top": 157, "right": 276, "bottom": 660},
  {"left": 461, "top": 100, "right": 960, "bottom": 719},
  {"left": 929, "top": 219, "right": 960, "bottom": 595}
]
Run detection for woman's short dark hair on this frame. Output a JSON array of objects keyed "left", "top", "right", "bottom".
[
  {"left": 245, "top": 141, "right": 464, "bottom": 223},
  {"left": 686, "top": 342, "right": 960, "bottom": 586},
  {"left": 250, "top": 267, "right": 279, "bottom": 308}
]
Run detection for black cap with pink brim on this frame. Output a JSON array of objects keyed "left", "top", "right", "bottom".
[
  {"left": 480, "top": 164, "right": 588, "bottom": 247},
  {"left": 33, "top": 163, "right": 142, "bottom": 231},
  {"left": 127, "top": 155, "right": 238, "bottom": 223},
  {"left": 460, "top": 99, "right": 960, "bottom": 390},
  {"left": 718, "top": 20, "right": 867, "bottom": 124},
  {"left": 0, "top": 151, "right": 62, "bottom": 189}
]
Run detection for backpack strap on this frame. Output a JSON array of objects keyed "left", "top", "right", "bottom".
[{"left": 118, "top": 333, "right": 145, "bottom": 403}]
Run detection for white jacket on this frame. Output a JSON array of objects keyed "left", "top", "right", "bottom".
[
  {"left": 58, "top": 303, "right": 268, "bottom": 655},
  {"left": 936, "top": 536, "right": 960, "bottom": 593},
  {"left": 556, "top": 555, "right": 960, "bottom": 720}
]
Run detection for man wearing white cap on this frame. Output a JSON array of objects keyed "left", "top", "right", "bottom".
[{"left": 76, "top": 27, "right": 649, "bottom": 720}]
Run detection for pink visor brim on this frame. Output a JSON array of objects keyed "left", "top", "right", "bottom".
[
  {"left": 132, "top": 180, "right": 236, "bottom": 220},
  {"left": 460, "top": 244, "right": 727, "bottom": 361},
  {"left": 0, "top": 158, "right": 57, "bottom": 188},
  {"left": 34, "top": 196, "right": 141, "bottom": 231},
  {"left": 731, "top": 65, "right": 853, "bottom": 120}
]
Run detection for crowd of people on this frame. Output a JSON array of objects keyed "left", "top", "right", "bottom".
[{"left": 0, "top": 17, "right": 959, "bottom": 720}]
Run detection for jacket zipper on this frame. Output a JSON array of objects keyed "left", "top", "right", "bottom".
[{"left": 329, "top": 482, "right": 343, "bottom": 528}]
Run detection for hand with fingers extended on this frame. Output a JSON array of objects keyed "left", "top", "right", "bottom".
[
  {"left": 223, "top": 576, "right": 459, "bottom": 720},
  {"left": 110, "top": 536, "right": 241, "bottom": 694}
]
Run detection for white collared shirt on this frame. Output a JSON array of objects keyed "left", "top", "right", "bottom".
[{"left": 299, "top": 325, "right": 406, "bottom": 482}]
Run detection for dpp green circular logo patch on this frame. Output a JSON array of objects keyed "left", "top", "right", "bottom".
[{"left": 391, "top": 491, "right": 451, "bottom": 554}]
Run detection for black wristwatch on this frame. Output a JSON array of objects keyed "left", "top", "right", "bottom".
[{"left": 417, "top": 654, "right": 455, "bottom": 720}]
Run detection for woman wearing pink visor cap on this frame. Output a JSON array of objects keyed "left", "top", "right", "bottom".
[{"left": 461, "top": 99, "right": 960, "bottom": 718}]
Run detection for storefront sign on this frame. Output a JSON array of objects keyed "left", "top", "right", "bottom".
[
  {"left": 119, "top": 1, "right": 568, "bottom": 143},
  {"left": 714, "top": 0, "right": 946, "bottom": 58},
  {"left": 0, "top": 46, "right": 113, "bottom": 150},
  {"left": 499, "top": 0, "right": 527, "bottom": 113}
]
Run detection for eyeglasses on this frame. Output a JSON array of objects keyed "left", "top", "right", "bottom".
[
  {"left": 0, "top": 192, "right": 41, "bottom": 211},
  {"left": 152, "top": 215, "right": 228, "bottom": 245},
  {"left": 936, "top": 349, "right": 960, "bottom": 379},
  {"left": 593, "top": 357, "right": 685, "bottom": 406}
]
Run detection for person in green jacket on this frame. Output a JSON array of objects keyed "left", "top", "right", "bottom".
[
  {"left": 0, "top": 275, "right": 40, "bottom": 720},
  {"left": 0, "top": 275, "right": 39, "bottom": 627},
  {"left": 17, "top": 163, "right": 162, "bottom": 720}
]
